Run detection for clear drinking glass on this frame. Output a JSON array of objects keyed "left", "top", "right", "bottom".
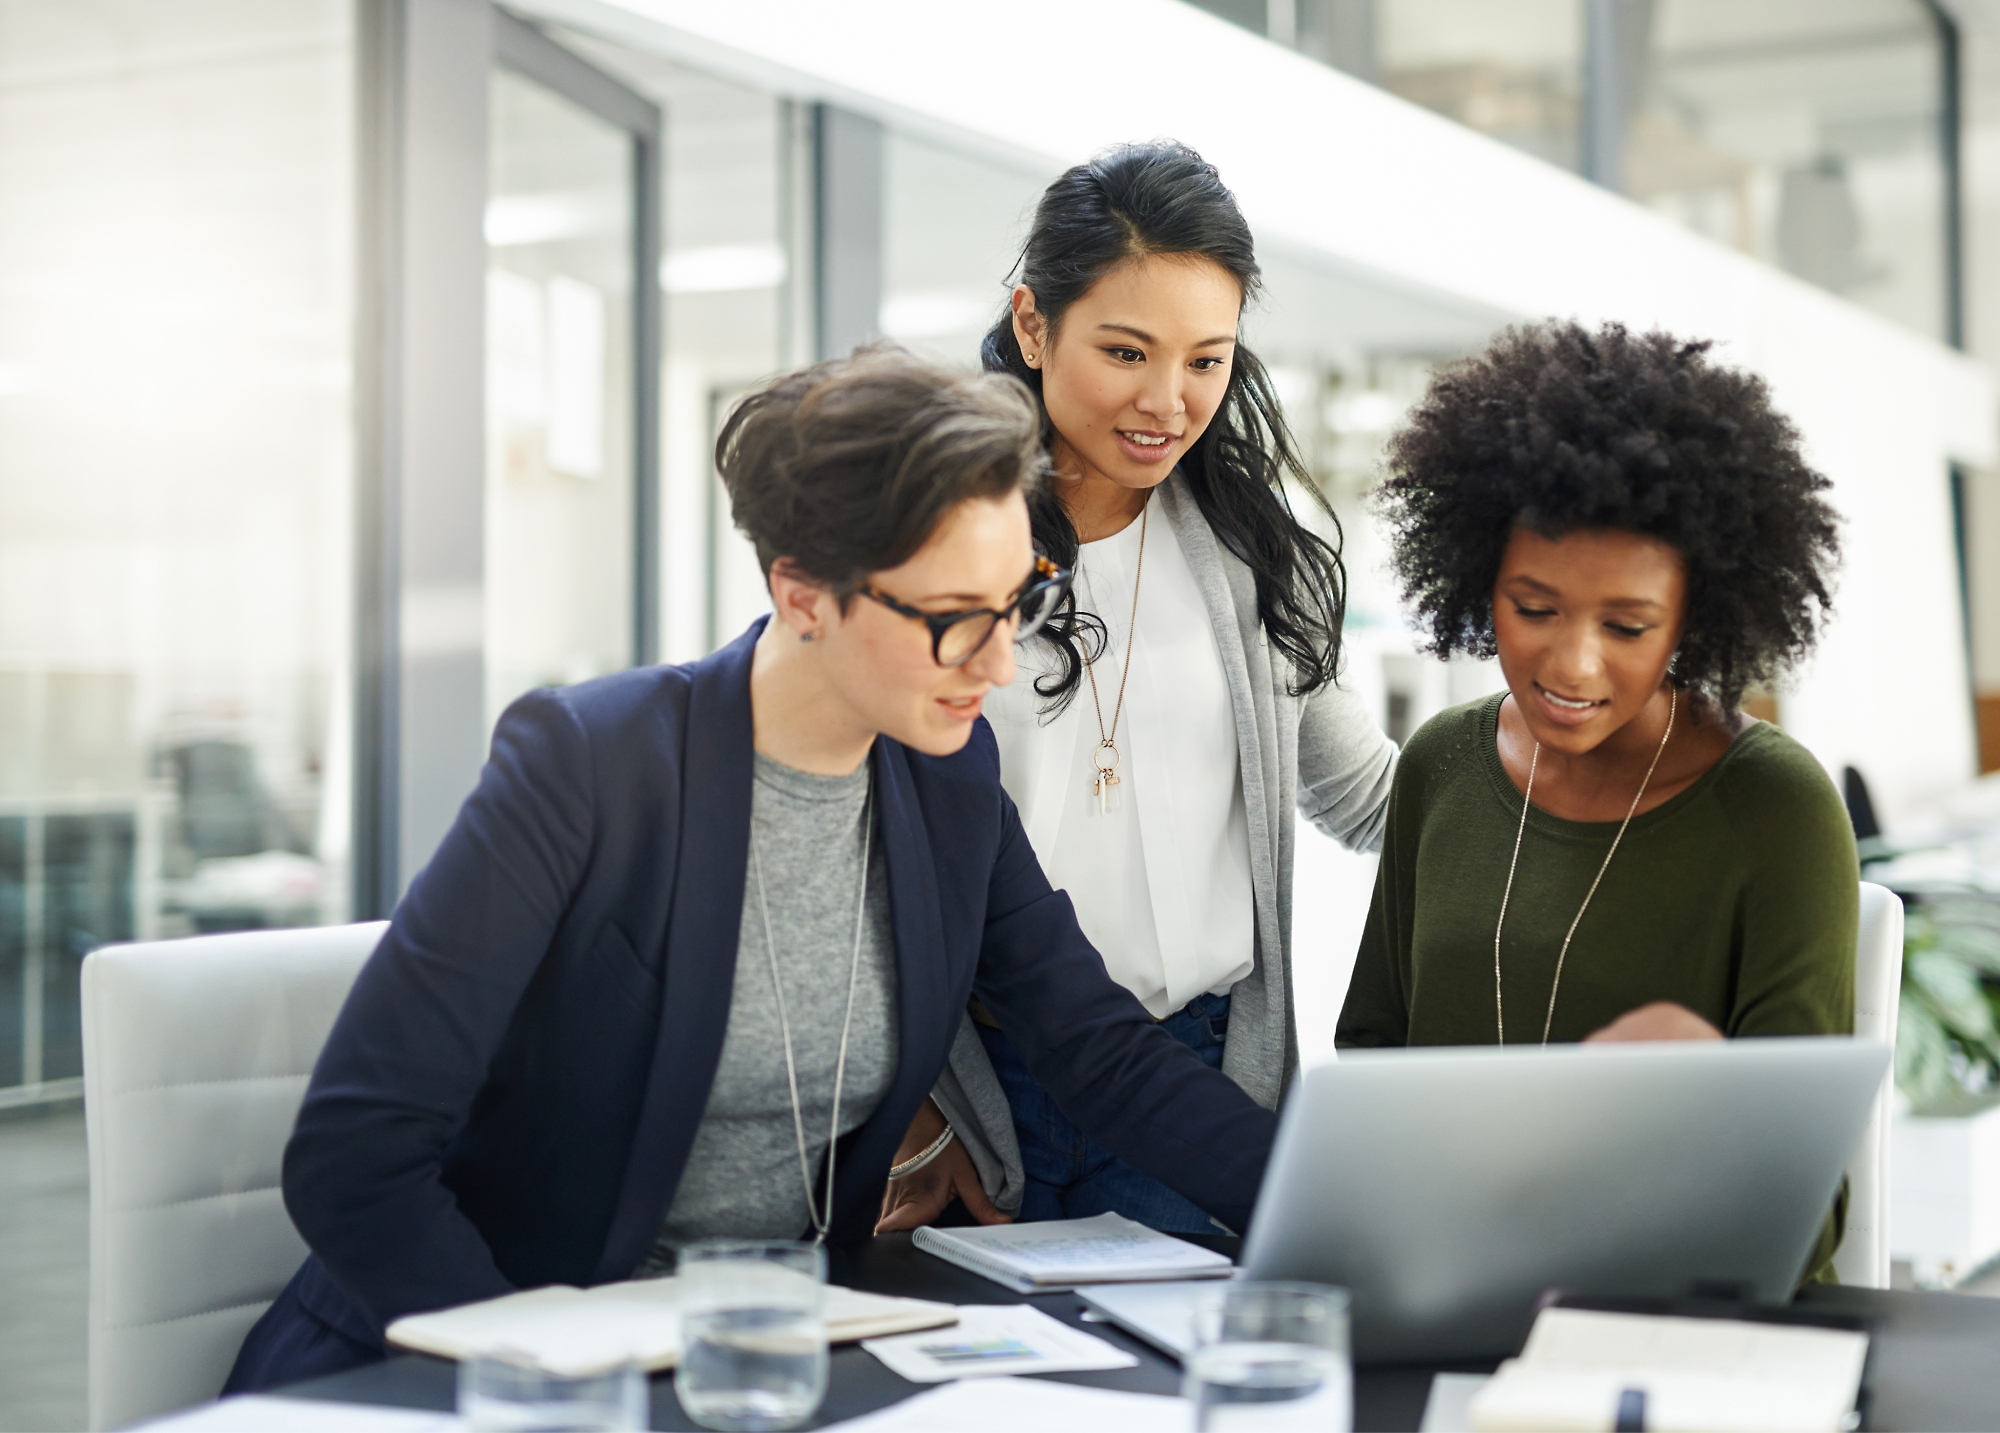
[
  {"left": 1183, "top": 1282, "right": 1352, "bottom": 1432},
  {"left": 457, "top": 1354, "right": 646, "bottom": 1431},
  {"left": 673, "top": 1239, "right": 829, "bottom": 1432}
]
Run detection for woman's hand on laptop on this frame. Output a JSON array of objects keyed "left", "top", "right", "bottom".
[
  {"left": 1583, "top": 1001, "right": 1723, "bottom": 1044},
  {"left": 876, "top": 1098, "right": 1012, "bottom": 1233}
]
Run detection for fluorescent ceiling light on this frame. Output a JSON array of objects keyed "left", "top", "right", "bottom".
[{"left": 661, "top": 243, "right": 787, "bottom": 293}]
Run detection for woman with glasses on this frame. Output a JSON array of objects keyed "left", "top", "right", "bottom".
[
  {"left": 223, "top": 345, "right": 1277, "bottom": 1392},
  {"left": 876, "top": 142, "right": 1396, "bottom": 1235}
]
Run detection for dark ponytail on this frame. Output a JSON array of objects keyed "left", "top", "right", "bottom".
[{"left": 981, "top": 140, "right": 1346, "bottom": 710}]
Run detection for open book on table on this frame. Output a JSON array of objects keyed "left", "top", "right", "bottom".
[
  {"left": 386, "top": 1277, "right": 955, "bottom": 1377},
  {"left": 1467, "top": 1306, "right": 1871, "bottom": 1432},
  {"left": 913, "top": 1212, "right": 1233, "bottom": 1294}
]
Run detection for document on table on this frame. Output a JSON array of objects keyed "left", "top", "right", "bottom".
[
  {"left": 1466, "top": 1307, "right": 1870, "bottom": 1432},
  {"left": 132, "top": 1395, "right": 459, "bottom": 1431},
  {"left": 860, "top": 1303, "right": 1139, "bottom": 1382},
  {"left": 385, "top": 1276, "right": 955, "bottom": 1375},
  {"left": 823, "top": 1375, "right": 1190, "bottom": 1431}
]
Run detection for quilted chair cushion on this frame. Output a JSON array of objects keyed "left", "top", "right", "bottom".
[{"left": 82, "top": 922, "right": 385, "bottom": 1431}]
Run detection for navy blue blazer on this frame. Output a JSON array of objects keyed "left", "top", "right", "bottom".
[{"left": 276, "top": 620, "right": 1277, "bottom": 1348}]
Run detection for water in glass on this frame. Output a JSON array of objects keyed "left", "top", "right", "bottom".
[
  {"left": 1184, "top": 1341, "right": 1352, "bottom": 1430},
  {"left": 673, "top": 1240, "right": 828, "bottom": 1432},
  {"left": 1184, "top": 1282, "right": 1351, "bottom": 1433},
  {"left": 458, "top": 1355, "right": 645, "bottom": 1432}
]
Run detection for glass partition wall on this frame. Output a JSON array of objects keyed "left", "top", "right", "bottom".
[{"left": 0, "top": 0, "right": 355, "bottom": 1103}]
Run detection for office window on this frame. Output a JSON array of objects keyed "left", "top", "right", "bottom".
[
  {"left": 546, "top": 31, "right": 793, "bottom": 660},
  {"left": 0, "top": 0, "right": 353, "bottom": 1099},
  {"left": 1375, "top": 0, "right": 1587, "bottom": 174},
  {"left": 1643, "top": 0, "right": 1948, "bottom": 342},
  {"left": 485, "top": 64, "right": 637, "bottom": 726}
]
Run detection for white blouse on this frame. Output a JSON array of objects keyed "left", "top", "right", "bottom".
[{"left": 984, "top": 505, "right": 1255, "bottom": 1018}]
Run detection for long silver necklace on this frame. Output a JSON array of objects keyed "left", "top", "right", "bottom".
[
  {"left": 1082, "top": 502, "right": 1148, "bottom": 815},
  {"left": 1493, "top": 688, "right": 1677, "bottom": 1046},
  {"left": 750, "top": 773, "right": 872, "bottom": 1244}
]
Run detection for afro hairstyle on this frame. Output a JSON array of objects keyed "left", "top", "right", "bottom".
[{"left": 1376, "top": 320, "right": 1840, "bottom": 716}]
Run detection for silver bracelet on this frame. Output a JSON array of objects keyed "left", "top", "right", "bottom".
[{"left": 887, "top": 1124, "right": 955, "bottom": 1180}]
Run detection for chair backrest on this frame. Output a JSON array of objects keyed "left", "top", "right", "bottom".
[
  {"left": 1832, "top": 882, "right": 1902, "bottom": 1289},
  {"left": 82, "top": 922, "right": 384, "bottom": 1431}
]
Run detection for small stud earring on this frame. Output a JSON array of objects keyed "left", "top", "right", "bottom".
[
  {"left": 1025, "top": 351, "right": 1037, "bottom": 364},
  {"left": 799, "top": 631, "right": 816, "bottom": 644}
]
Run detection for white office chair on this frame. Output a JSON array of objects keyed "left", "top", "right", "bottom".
[
  {"left": 1831, "top": 882, "right": 1903, "bottom": 1289},
  {"left": 81, "top": 921, "right": 385, "bottom": 1431}
]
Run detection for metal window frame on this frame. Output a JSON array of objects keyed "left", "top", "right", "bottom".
[
  {"left": 1924, "top": 0, "right": 1964, "bottom": 354},
  {"left": 352, "top": 0, "right": 663, "bottom": 920}
]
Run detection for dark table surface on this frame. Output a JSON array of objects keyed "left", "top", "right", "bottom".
[{"left": 286, "top": 1235, "right": 2000, "bottom": 1431}]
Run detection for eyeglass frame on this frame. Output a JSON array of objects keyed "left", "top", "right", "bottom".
[{"left": 855, "top": 555, "right": 1073, "bottom": 668}]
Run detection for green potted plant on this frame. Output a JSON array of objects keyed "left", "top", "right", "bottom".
[
  {"left": 1897, "top": 897, "right": 2000, "bottom": 1105},
  {"left": 1892, "top": 895, "right": 2000, "bottom": 1286}
]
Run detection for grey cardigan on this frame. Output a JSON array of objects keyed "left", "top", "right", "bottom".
[{"left": 934, "top": 472, "right": 1399, "bottom": 1213}]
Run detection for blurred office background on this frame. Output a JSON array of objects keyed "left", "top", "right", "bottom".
[{"left": 6, "top": 0, "right": 2000, "bottom": 1425}]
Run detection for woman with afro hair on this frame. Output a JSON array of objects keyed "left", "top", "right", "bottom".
[{"left": 1337, "top": 320, "right": 1854, "bottom": 1278}]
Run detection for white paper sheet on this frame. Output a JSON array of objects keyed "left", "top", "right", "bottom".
[
  {"left": 860, "top": 1303, "right": 1140, "bottom": 1382},
  {"left": 132, "top": 1395, "right": 459, "bottom": 1432},
  {"left": 1420, "top": 1372, "right": 1491, "bottom": 1432},
  {"left": 823, "top": 1376, "right": 1190, "bottom": 1432}
]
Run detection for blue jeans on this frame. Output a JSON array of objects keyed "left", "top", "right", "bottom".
[{"left": 978, "top": 992, "right": 1230, "bottom": 1234}]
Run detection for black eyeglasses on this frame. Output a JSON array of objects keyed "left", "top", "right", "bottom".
[{"left": 857, "top": 556, "right": 1074, "bottom": 668}]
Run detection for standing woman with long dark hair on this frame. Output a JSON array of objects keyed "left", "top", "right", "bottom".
[{"left": 878, "top": 142, "right": 1396, "bottom": 1234}]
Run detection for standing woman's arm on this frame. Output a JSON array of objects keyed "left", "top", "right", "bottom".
[
  {"left": 282, "top": 687, "right": 605, "bottom": 1331},
  {"left": 1296, "top": 680, "right": 1398, "bottom": 853}
]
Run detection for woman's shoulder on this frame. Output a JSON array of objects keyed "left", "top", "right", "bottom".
[
  {"left": 1401, "top": 694, "right": 1501, "bottom": 771},
  {"left": 1707, "top": 719, "right": 1849, "bottom": 833},
  {"left": 1386, "top": 694, "right": 1503, "bottom": 807}
]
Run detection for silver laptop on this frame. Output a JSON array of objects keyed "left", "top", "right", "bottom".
[{"left": 1091, "top": 1038, "right": 1889, "bottom": 1365}]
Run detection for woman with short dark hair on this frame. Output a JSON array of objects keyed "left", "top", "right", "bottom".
[
  {"left": 1339, "top": 320, "right": 1854, "bottom": 1280},
  {"left": 224, "top": 345, "right": 1277, "bottom": 1392}
]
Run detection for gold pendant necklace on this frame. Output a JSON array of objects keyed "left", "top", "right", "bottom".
[
  {"left": 1493, "top": 687, "right": 1677, "bottom": 1045},
  {"left": 1082, "top": 501, "right": 1148, "bottom": 816}
]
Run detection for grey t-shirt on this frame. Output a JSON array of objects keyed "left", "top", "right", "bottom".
[{"left": 640, "top": 752, "right": 897, "bottom": 1272}]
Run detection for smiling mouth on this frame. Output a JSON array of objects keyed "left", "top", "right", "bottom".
[
  {"left": 1118, "top": 430, "right": 1175, "bottom": 447},
  {"left": 1538, "top": 686, "right": 1603, "bottom": 711}
]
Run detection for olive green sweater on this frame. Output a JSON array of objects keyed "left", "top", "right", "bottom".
[{"left": 1337, "top": 694, "right": 1858, "bottom": 1280}]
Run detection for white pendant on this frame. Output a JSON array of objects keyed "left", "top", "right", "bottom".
[{"left": 1091, "top": 740, "right": 1122, "bottom": 816}]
